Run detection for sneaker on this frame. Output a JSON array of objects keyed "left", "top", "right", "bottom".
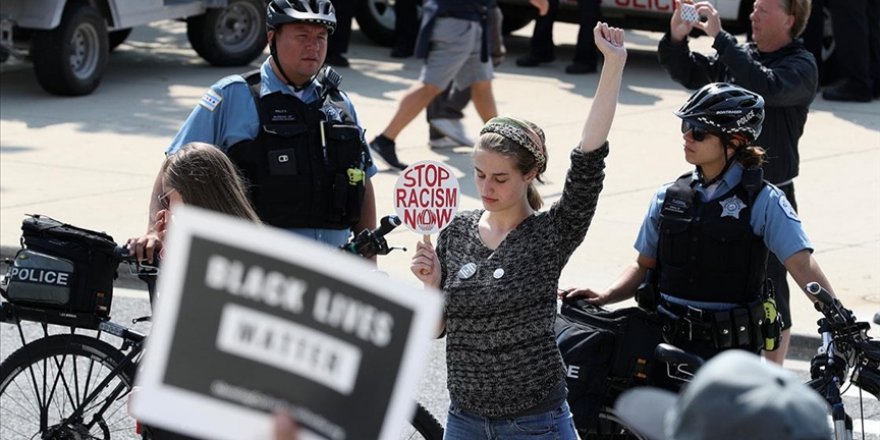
[
  {"left": 515, "top": 53, "right": 555, "bottom": 67},
  {"left": 326, "top": 53, "right": 350, "bottom": 68},
  {"left": 429, "top": 137, "right": 460, "bottom": 149},
  {"left": 369, "top": 136, "right": 408, "bottom": 171},
  {"left": 429, "top": 119, "right": 475, "bottom": 146}
]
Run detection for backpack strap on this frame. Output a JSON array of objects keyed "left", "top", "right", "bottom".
[
  {"left": 241, "top": 69, "right": 265, "bottom": 126},
  {"left": 661, "top": 172, "right": 697, "bottom": 220}
]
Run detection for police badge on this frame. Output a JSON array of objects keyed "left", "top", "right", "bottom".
[{"left": 719, "top": 195, "right": 747, "bottom": 219}]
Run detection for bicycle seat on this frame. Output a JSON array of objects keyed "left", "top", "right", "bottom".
[{"left": 655, "top": 343, "right": 705, "bottom": 369}]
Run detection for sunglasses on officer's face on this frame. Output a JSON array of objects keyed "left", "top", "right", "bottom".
[{"left": 681, "top": 120, "right": 711, "bottom": 142}]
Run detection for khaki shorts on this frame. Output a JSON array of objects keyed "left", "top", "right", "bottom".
[{"left": 419, "top": 17, "right": 493, "bottom": 90}]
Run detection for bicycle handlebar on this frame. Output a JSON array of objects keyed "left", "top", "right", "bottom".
[
  {"left": 375, "top": 215, "right": 402, "bottom": 239},
  {"left": 805, "top": 282, "right": 834, "bottom": 306},
  {"left": 339, "top": 215, "right": 404, "bottom": 259},
  {"left": 113, "top": 245, "right": 160, "bottom": 278},
  {"left": 113, "top": 245, "right": 135, "bottom": 262},
  {"left": 804, "top": 282, "right": 856, "bottom": 328}
]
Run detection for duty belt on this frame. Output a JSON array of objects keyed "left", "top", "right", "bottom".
[{"left": 657, "top": 299, "right": 765, "bottom": 350}]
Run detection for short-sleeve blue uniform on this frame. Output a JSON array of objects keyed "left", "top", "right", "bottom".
[
  {"left": 168, "top": 59, "right": 377, "bottom": 248},
  {"left": 634, "top": 163, "right": 812, "bottom": 309}
]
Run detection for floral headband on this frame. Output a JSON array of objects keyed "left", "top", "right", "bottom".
[{"left": 479, "top": 117, "right": 547, "bottom": 171}]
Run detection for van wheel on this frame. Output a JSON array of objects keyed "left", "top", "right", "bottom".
[
  {"left": 356, "top": 0, "right": 396, "bottom": 47},
  {"left": 32, "top": 1, "right": 108, "bottom": 96},
  {"left": 187, "top": 0, "right": 267, "bottom": 66}
]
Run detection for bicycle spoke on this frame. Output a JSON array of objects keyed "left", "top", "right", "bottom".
[
  {"left": 41, "top": 355, "right": 49, "bottom": 430},
  {"left": 74, "top": 348, "right": 82, "bottom": 409},
  {"left": 1, "top": 389, "right": 41, "bottom": 422},
  {"left": 0, "top": 423, "right": 35, "bottom": 440},
  {"left": 2, "top": 334, "right": 139, "bottom": 440},
  {"left": 48, "top": 354, "right": 80, "bottom": 426},
  {"left": 6, "top": 362, "right": 42, "bottom": 420}
]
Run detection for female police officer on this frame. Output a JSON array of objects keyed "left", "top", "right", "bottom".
[{"left": 563, "top": 83, "right": 835, "bottom": 361}]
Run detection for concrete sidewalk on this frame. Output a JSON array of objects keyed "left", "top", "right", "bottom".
[{"left": 1, "top": 22, "right": 878, "bottom": 352}]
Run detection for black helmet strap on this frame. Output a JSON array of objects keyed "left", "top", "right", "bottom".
[{"left": 696, "top": 134, "right": 740, "bottom": 187}]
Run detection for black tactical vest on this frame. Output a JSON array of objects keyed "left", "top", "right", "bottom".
[
  {"left": 227, "top": 70, "right": 368, "bottom": 229},
  {"left": 656, "top": 169, "right": 769, "bottom": 304}
]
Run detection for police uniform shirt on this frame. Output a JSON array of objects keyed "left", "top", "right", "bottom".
[
  {"left": 167, "top": 59, "right": 378, "bottom": 247},
  {"left": 634, "top": 163, "right": 812, "bottom": 297}
]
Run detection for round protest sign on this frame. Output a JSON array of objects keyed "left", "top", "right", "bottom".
[{"left": 394, "top": 161, "right": 459, "bottom": 235}]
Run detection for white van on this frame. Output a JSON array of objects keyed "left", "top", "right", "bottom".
[{"left": 0, "top": 0, "right": 267, "bottom": 96}]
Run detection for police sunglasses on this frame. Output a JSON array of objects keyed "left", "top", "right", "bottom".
[{"left": 681, "top": 120, "right": 711, "bottom": 142}]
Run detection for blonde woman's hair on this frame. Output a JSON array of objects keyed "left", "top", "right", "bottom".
[{"left": 162, "top": 142, "right": 261, "bottom": 222}]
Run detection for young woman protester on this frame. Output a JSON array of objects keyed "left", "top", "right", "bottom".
[
  {"left": 124, "top": 142, "right": 261, "bottom": 440},
  {"left": 410, "top": 22, "right": 626, "bottom": 440},
  {"left": 562, "top": 83, "right": 836, "bottom": 362},
  {"left": 127, "top": 142, "right": 260, "bottom": 263}
]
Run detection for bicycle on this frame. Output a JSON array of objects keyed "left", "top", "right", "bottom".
[
  {"left": 0, "top": 215, "right": 445, "bottom": 440},
  {"left": 634, "top": 283, "right": 880, "bottom": 440},
  {"left": 0, "top": 245, "right": 150, "bottom": 440},
  {"left": 558, "top": 286, "right": 880, "bottom": 440},
  {"left": 802, "top": 282, "right": 879, "bottom": 440}
]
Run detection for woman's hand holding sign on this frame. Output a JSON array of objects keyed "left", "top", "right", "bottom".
[{"left": 410, "top": 235, "right": 441, "bottom": 288}]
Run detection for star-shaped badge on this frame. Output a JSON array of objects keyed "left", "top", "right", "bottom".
[{"left": 719, "top": 195, "right": 747, "bottom": 219}]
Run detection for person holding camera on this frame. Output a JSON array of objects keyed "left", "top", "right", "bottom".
[{"left": 656, "top": 0, "right": 818, "bottom": 364}]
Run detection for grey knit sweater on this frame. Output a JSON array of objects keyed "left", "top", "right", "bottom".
[{"left": 436, "top": 144, "right": 609, "bottom": 417}]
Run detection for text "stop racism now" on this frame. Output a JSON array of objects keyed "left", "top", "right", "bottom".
[{"left": 394, "top": 161, "right": 459, "bottom": 234}]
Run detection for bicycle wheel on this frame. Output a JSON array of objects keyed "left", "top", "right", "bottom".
[
  {"left": 0, "top": 334, "right": 137, "bottom": 440},
  {"left": 400, "top": 402, "right": 444, "bottom": 440},
  {"left": 582, "top": 407, "right": 647, "bottom": 440}
]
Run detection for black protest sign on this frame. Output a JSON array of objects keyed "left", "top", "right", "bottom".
[{"left": 132, "top": 206, "right": 442, "bottom": 440}]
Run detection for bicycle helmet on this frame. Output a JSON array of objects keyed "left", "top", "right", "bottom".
[
  {"left": 267, "top": 0, "right": 336, "bottom": 34},
  {"left": 675, "top": 83, "right": 765, "bottom": 143}
]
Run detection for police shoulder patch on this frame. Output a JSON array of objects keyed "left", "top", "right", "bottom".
[
  {"left": 199, "top": 89, "right": 223, "bottom": 112},
  {"left": 778, "top": 193, "right": 800, "bottom": 222}
]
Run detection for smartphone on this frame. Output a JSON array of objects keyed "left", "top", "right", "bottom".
[{"left": 680, "top": 3, "right": 700, "bottom": 23}]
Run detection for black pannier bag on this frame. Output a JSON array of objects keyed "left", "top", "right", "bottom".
[
  {"left": 2, "top": 215, "right": 120, "bottom": 316},
  {"left": 554, "top": 313, "right": 614, "bottom": 432},
  {"left": 555, "top": 298, "right": 663, "bottom": 431}
]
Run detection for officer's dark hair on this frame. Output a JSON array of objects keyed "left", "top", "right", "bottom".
[
  {"left": 725, "top": 135, "right": 766, "bottom": 169},
  {"left": 162, "top": 143, "right": 261, "bottom": 222},
  {"left": 783, "top": 0, "right": 812, "bottom": 39}
]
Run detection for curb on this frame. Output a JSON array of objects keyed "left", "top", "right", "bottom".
[{"left": 1, "top": 244, "right": 823, "bottom": 354}]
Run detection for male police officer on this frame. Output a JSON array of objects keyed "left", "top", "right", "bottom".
[{"left": 136, "top": 0, "right": 376, "bottom": 259}]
